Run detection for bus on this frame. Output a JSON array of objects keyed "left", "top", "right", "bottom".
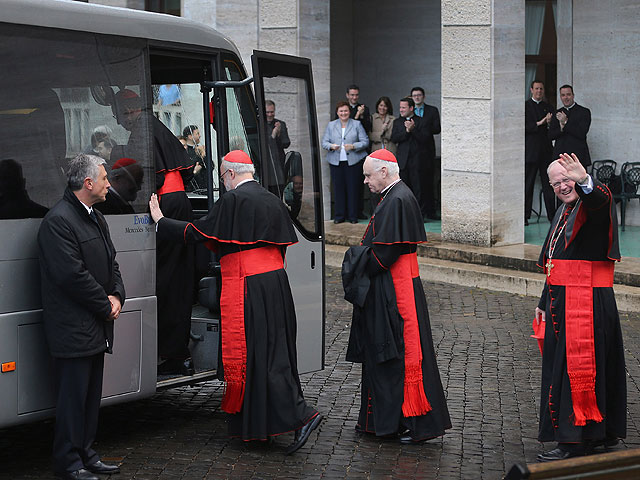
[{"left": 0, "top": 0, "right": 325, "bottom": 429}]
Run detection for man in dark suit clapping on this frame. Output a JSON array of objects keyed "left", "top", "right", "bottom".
[
  {"left": 391, "top": 97, "right": 430, "bottom": 216},
  {"left": 525, "top": 80, "right": 556, "bottom": 223},
  {"left": 549, "top": 84, "right": 592, "bottom": 169}
]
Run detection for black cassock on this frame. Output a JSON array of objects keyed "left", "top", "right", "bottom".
[
  {"left": 158, "top": 180, "right": 317, "bottom": 439},
  {"left": 343, "top": 180, "right": 451, "bottom": 440},
  {"left": 151, "top": 116, "right": 195, "bottom": 361},
  {"left": 536, "top": 178, "right": 626, "bottom": 443}
]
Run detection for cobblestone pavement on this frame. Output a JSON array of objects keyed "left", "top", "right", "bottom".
[{"left": 2, "top": 266, "right": 640, "bottom": 479}]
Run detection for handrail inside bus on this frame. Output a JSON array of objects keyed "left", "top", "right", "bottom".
[{"left": 203, "top": 77, "right": 254, "bottom": 89}]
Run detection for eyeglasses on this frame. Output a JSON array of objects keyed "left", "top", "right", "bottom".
[
  {"left": 219, "top": 169, "right": 231, "bottom": 181},
  {"left": 550, "top": 178, "right": 572, "bottom": 189}
]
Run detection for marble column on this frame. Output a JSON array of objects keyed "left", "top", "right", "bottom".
[{"left": 441, "top": 0, "right": 525, "bottom": 246}]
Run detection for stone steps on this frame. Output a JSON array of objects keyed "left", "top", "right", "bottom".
[{"left": 324, "top": 244, "right": 640, "bottom": 313}]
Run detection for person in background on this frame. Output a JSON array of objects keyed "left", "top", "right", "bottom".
[
  {"left": 410, "top": 87, "right": 441, "bottom": 220},
  {"left": 264, "top": 100, "right": 291, "bottom": 197},
  {"left": 157, "top": 84, "right": 181, "bottom": 106},
  {"left": 322, "top": 101, "right": 369, "bottom": 224},
  {"left": 525, "top": 80, "right": 555, "bottom": 223},
  {"left": 369, "top": 96, "right": 396, "bottom": 155},
  {"left": 549, "top": 85, "right": 592, "bottom": 169}
]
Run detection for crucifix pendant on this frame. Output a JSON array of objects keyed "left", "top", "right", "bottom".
[{"left": 545, "top": 259, "right": 554, "bottom": 277}]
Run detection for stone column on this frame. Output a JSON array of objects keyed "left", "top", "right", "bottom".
[{"left": 441, "top": 0, "right": 525, "bottom": 246}]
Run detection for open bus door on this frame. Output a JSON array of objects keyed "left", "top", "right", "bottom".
[{"left": 251, "top": 51, "right": 325, "bottom": 373}]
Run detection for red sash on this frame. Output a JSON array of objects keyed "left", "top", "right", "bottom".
[
  {"left": 389, "top": 253, "right": 432, "bottom": 417},
  {"left": 157, "top": 170, "right": 185, "bottom": 197},
  {"left": 546, "top": 259, "right": 614, "bottom": 426},
  {"left": 218, "top": 246, "right": 284, "bottom": 414}
]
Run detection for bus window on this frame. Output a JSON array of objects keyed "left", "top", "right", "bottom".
[
  {"left": 0, "top": 25, "right": 153, "bottom": 218},
  {"left": 222, "top": 57, "right": 260, "bottom": 166},
  {"left": 152, "top": 83, "right": 218, "bottom": 196},
  {"left": 260, "top": 76, "right": 319, "bottom": 237}
]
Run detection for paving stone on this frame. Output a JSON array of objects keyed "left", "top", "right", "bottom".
[{"left": 1, "top": 266, "right": 639, "bottom": 479}]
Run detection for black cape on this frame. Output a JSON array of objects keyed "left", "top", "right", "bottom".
[
  {"left": 343, "top": 180, "right": 451, "bottom": 439},
  {"left": 536, "top": 178, "right": 625, "bottom": 443},
  {"left": 159, "top": 181, "right": 317, "bottom": 440}
]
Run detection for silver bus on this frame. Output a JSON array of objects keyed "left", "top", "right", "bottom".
[{"left": 0, "top": 0, "right": 325, "bottom": 429}]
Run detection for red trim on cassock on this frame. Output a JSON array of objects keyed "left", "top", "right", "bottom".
[
  {"left": 156, "top": 165, "right": 194, "bottom": 174},
  {"left": 546, "top": 259, "right": 614, "bottom": 426},
  {"left": 186, "top": 223, "right": 297, "bottom": 247},
  {"left": 389, "top": 253, "right": 432, "bottom": 417},
  {"left": 219, "top": 246, "right": 285, "bottom": 414},
  {"left": 157, "top": 170, "right": 185, "bottom": 198}
]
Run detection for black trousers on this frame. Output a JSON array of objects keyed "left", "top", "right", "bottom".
[
  {"left": 330, "top": 162, "right": 361, "bottom": 222},
  {"left": 400, "top": 160, "right": 422, "bottom": 211},
  {"left": 419, "top": 158, "right": 437, "bottom": 217},
  {"left": 53, "top": 353, "right": 104, "bottom": 474},
  {"left": 525, "top": 161, "right": 557, "bottom": 221}
]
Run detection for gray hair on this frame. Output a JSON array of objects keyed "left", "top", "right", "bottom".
[
  {"left": 67, "top": 154, "right": 106, "bottom": 190},
  {"left": 221, "top": 158, "right": 255, "bottom": 175},
  {"left": 368, "top": 156, "right": 399, "bottom": 176},
  {"left": 547, "top": 159, "right": 562, "bottom": 176}
]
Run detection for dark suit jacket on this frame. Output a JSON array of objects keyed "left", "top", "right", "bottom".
[
  {"left": 390, "top": 115, "right": 430, "bottom": 170},
  {"left": 38, "top": 188, "right": 125, "bottom": 358},
  {"left": 549, "top": 102, "right": 591, "bottom": 167},
  {"left": 416, "top": 104, "right": 441, "bottom": 161},
  {"left": 525, "top": 98, "right": 553, "bottom": 166}
]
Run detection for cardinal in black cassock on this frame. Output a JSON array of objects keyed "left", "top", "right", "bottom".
[
  {"left": 534, "top": 153, "right": 625, "bottom": 462},
  {"left": 149, "top": 150, "right": 321, "bottom": 454},
  {"left": 112, "top": 89, "right": 196, "bottom": 374},
  {"left": 342, "top": 149, "right": 451, "bottom": 444}
]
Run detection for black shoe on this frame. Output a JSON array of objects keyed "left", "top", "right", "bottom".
[
  {"left": 525, "top": 219, "right": 529, "bottom": 226},
  {"left": 333, "top": 219, "right": 344, "bottom": 224},
  {"left": 158, "top": 358, "right": 193, "bottom": 376},
  {"left": 55, "top": 469, "right": 99, "bottom": 480},
  {"left": 181, "top": 357, "right": 195, "bottom": 376},
  {"left": 399, "top": 433, "right": 427, "bottom": 445},
  {"left": 349, "top": 219, "right": 358, "bottom": 224},
  {"left": 86, "top": 460, "right": 120, "bottom": 474},
  {"left": 285, "top": 414, "right": 322, "bottom": 455},
  {"left": 587, "top": 437, "right": 619, "bottom": 451},
  {"left": 537, "top": 445, "right": 583, "bottom": 462}
]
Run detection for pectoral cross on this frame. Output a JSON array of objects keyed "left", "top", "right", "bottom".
[{"left": 545, "top": 259, "right": 554, "bottom": 277}]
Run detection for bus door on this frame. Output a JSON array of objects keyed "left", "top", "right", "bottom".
[{"left": 251, "top": 51, "right": 325, "bottom": 373}]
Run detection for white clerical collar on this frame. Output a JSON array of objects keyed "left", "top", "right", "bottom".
[
  {"left": 566, "top": 102, "right": 576, "bottom": 109},
  {"left": 234, "top": 178, "right": 257, "bottom": 189},
  {"left": 532, "top": 97, "right": 541, "bottom": 104},
  {"left": 380, "top": 178, "right": 401, "bottom": 196}
]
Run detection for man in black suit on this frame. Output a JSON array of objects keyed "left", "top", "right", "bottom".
[
  {"left": 343, "top": 84, "right": 372, "bottom": 218},
  {"left": 411, "top": 87, "right": 441, "bottom": 220},
  {"left": 525, "top": 80, "right": 556, "bottom": 223},
  {"left": 38, "top": 154, "right": 125, "bottom": 480},
  {"left": 549, "top": 84, "right": 591, "bottom": 168},
  {"left": 265, "top": 99, "right": 291, "bottom": 197},
  {"left": 391, "top": 97, "right": 430, "bottom": 214},
  {"left": 344, "top": 84, "right": 372, "bottom": 133}
]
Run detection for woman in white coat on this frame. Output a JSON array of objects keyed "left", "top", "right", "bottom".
[{"left": 322, "top": 101, "right": 369, "bottom": 223}]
